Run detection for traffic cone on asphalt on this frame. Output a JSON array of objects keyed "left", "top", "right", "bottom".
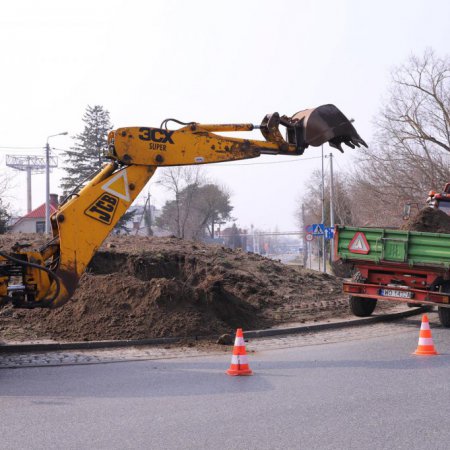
[
  {"left": 226, "top": 328, "right": 253, "bottom": 376},
  {"left": 414, "top": 314, "right": 438, "bottom": 356}
]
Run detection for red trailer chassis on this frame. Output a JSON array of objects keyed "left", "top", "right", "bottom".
[{"left": 343, "top": 261, "right": 450, "bottom": 308}]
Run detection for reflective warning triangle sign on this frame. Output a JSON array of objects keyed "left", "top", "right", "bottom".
[
  {"left": 102, "top": 169, "right": 131, "bottom": 202},
  {"left": 312, "top": 223, "right": 324, "bottom": 235},
  {"left": 348, "top": 232, "right": 370, "bottom": 254}
]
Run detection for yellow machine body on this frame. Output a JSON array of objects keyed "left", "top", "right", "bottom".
[{"left": 0, "top": 105, "right": 366, "bottom": 308}]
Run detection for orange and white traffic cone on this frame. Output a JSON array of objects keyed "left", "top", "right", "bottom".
[
  {"left": 226, "top": 328, "right": 253, "bottom": 376},
  {"left": 414, "top": 314, "right": 438, "bottom": 356}
]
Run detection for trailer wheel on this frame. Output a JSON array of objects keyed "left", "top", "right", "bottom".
[
  {"left": 438, "top": 307, "right": 450, "bottom": 328},
  {"left": 349, "top": 296, "right": 377, "bottom": 317}
]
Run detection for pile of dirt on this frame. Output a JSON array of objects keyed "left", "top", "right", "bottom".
[
  {"left": 401, "top": 207, "right": 450, "bottom": 233},
  {"left": 0, "top": 235, "right": 350, "bottom": 342}
]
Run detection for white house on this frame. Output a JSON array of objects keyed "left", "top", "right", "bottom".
[{"left": 10, "top": 194, "right": 59, "bottom": 234}]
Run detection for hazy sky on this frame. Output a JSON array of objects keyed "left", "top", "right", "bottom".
[{"left": 1, "top": 0, "right": 449, "bottom": 230}]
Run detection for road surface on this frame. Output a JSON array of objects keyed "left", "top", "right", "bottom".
[{"left": 1, "top": 313, "right": 449, "bottom": 449}]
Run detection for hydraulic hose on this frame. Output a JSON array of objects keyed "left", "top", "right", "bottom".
[{"left": 0, "top": 250, "right": 61, "bottom": 306}]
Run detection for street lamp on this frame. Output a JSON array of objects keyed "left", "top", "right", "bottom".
[{"left": 45, "top": 131, "right": 68, "bottom": 234}]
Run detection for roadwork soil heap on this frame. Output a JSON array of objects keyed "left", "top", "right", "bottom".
[
  {"left": 0, "top": 235, "right": 349, "bottom": 342},
  {"left": 401, "top": 207, "right": 450, "bottom": 233}
]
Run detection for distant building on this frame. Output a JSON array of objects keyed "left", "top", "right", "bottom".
[
  {"left": 10, "top": 196, "right": 171, "bottom": 237},
  {"left": 10, "top": 194, "right": 59, "bottom": 234}
]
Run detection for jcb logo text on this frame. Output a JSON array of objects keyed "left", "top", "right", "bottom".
[{"left": 85, "top": 193, "right": 119, "bottom": 225}]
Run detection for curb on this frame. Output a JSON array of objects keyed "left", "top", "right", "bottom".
[
  {"left": 0, "top": 306, "right": 427, "bottom": 354},
  {"left": 244, "top": 306, "right": 427, "bottom": 339}
]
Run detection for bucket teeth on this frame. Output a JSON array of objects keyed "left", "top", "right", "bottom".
[{"left": 329, "top": 141, "right": 344, "bottom": 152}]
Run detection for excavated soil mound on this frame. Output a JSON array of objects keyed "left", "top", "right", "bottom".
[
  {"left": 401, "top": 208, "right": 450, "bottom": 233},
  {"left": 0, "top": 235, "right": 350, "bottom": 342}
]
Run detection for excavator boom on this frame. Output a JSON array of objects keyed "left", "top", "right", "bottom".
[
  {"left": 0, "top": 104, "right": 366, "bottom": 309},
  {"left": 108, "top": 104, "right": 366, "bottom": 167}
]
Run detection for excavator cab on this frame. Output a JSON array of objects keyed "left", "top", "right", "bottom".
[
  {"left": 427, "top": 183, "right": 450, "bottom": 215},
  {"left": 260, "top": 104, "right": 367, "bottom": 154}
]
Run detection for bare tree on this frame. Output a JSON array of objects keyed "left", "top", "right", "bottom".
[
  {"left": 298, "top": 169, "right": 355, "bottom": 228},
  {"left": 156, "top": 167, "right": 203, "bottom": 238},
  {"left": 352, "top": 49, "right": 450, "bottom": 226},
  {"left": 383, "top": 49, "right": 449, "bottom": 155}
]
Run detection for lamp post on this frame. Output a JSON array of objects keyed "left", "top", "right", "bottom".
[
  {"left": 45, "top": 132, "right": 68, "bottom": 234},
  {"left": 326, "top": 117, "right": 354, "bottom": 266}
]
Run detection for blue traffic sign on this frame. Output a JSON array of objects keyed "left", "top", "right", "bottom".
[
  {"left": 324, "top": 227, "right": 334, "bottom": 240},
  {"left": 311, "top": 223, "right": 325, "bottom": 236}
]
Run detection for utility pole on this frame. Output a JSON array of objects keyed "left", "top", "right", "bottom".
[
  {"left": 321, "top": 144, "right": 326, "bottom": 273},
  {"left": 329, "top": 152, "right": 335, "bottom": 263},
  {"left": 251, "top": 225, "right": 260, "bottom": 254},
  {"left": 45, "top": 141, "right": 51, "bottom": 234},
  {"left": 135, "top": 190, "right": 153, "bottom": 236},
  {"left": 26, "top": 165, "right": 31, "bottom": 212},
  {"left": 46, "top": 132, "right": 68, "bottom": 233},
  {"left": 6, "top": 155, "right": 56, "bottom": 213},
  {"left": 301, "top": 204, "right": 308, "bottom": 268},
  {"left": 251, "top": 224, "right": 256, "bottom": 253},
  {"left": 146, "top": 190, "right": 153, "bottom": 236}
]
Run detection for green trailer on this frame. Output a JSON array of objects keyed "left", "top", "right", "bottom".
[{"left": 334, "top": 225, "right": 450, "bottom": 327}]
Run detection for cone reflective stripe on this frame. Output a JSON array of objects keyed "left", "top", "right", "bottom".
[
  {"left": 414, "top": 314, "right": 438, "bottom": 355},
  {"left": 230, "top": 354, "right": 249, "bottom": 365},
  {"left": 234, "top": 336, "right": 246, "bottom": 347},
  {"left": 227, "top": 328, "right": 253, "bottom": 376}
]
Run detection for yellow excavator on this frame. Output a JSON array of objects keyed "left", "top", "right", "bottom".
[{"left": 0, "top": 105, "right": 366, "bottom": 308}]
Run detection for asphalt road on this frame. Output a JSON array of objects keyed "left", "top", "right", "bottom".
[{"left": 2, "top": 316, "right": 450, "bottom": 449}]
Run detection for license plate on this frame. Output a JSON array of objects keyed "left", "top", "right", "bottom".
[{"left": 380, "top": 289, "right": 413, "bottom": 299}]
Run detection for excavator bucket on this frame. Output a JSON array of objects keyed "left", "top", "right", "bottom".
[{"left": 288, "top": 104, "right": 367, "bottom": 152}]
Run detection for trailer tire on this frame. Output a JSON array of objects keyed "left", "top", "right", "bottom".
[
  {"left": 438, "top": 307, "right": 450, "bottom": 328},
  {"left": 349, "top": 296, "right": 377, "bottom": 317}
]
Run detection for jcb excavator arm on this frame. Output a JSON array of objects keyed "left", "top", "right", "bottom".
[{"left": 0, "top": 105, "right": 366, "bottom": 308}]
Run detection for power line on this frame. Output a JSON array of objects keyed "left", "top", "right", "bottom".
[
  {"left": 47, "top": 147, "right": 68, "bottom": 153},
  {"left": 49, "top": 150, "right": 324, "bottom": 162},
  {"left": 48, "top": 152, "right": 324, "bottom": 164},
  {"left": 0, "top": 146, "right": 44, "bottom": 150},
  {"left": 212, "top": 156, "right": 323, "bottom": 167},
  {"left": 1, "top": 148, "right": 324, "bottom": 165}
]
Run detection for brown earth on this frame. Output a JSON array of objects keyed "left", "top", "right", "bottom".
[
  {"left": 401, "top": 207, "right": 450, "bottom": 233},
  {"left": 0, "top": 234, "right": 354, "bottom": 342}
]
